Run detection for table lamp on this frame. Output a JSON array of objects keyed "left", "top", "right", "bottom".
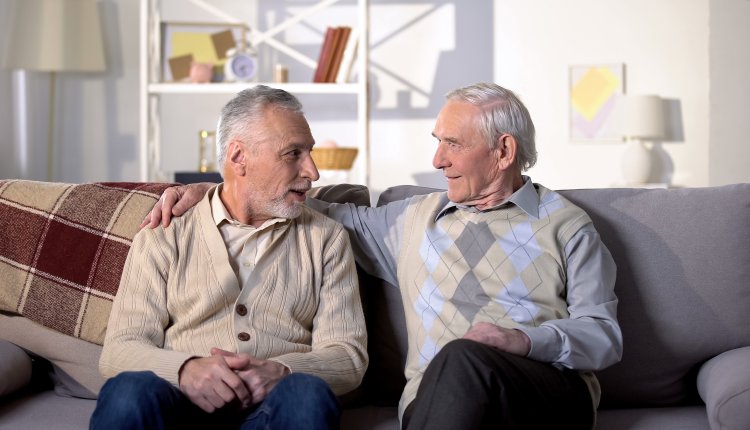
[
  {"left": 616, "top": 94, "right": 666, "bottom": 186},
  {"left": 2, "top": 0, "right": 106, "bottom": 181}
]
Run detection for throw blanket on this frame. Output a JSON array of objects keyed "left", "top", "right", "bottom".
[{"left": 0, "top": 180, "right": 171, "bottom": 345}]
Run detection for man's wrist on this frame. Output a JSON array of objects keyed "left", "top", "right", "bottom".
[
  {"left": 271, "top": 360, "right": 292, "bottom": 376},
  {"left": 178, "top": 356, "right": 200, "bottom": 384}
]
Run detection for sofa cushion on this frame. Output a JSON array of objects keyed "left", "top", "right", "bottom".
[
  {"left": 0, "top": 389, "right": 97, "bottom": 430},
  {"left": 0, "top": 312, "right": 104, "bottom": 398},
  {"left": 559, "top": 184, "right": 750, "bottom": 408},
  {"left": 0, "top": 339, "right": 33, "bottom": 397},
  {"left": 697, "top": 346, "right": 750, "bottom": 430},
  {"left": 0, "top": 180, "right": 173, "bottom": 345}
]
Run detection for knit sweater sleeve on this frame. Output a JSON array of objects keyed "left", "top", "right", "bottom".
[
  {"left": 269, "top": 222, "right": 368, "bottom": 395},
  {"left": 99, "top": 224, "right": 194, "bottom": 385}
]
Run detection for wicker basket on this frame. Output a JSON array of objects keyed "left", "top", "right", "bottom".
[{"left": 311, "top": 147, "right": 358, "bottom": 170}]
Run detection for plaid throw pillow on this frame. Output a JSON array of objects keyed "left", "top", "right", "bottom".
[{"left": 0, "top": 180, "right": 172, "bottom": 345}]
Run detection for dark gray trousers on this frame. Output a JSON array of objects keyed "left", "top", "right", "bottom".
[{"left": 402, "top": 339, "right": 594, "bottom": 430}]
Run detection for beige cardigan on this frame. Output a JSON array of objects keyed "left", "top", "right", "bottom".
[{"left": 100, "top": 187, "right": 368, "bottom": 395}]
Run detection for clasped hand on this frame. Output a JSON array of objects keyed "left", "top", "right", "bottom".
[
  {"left": 462, "top": 322, "right": 531, "bottom": 356},
  {"left": 178, "top": 348, "right": 289, "bottom": 413}
]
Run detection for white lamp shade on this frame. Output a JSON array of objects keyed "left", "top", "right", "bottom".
[
  {"left": 2, "top": 0, "right": 106, "bottom": 72},
  {"left": 615, "top": 94, "right": 666, "bottom": 140}
]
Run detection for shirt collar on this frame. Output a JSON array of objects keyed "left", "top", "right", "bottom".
[
  {"left": 210, "top": 184, "right": 288, "bottom": 230},
  {"left": 435, "top": 176, "right": 540, "bottom": 220}
]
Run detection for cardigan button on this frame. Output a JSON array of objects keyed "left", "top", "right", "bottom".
[
  {"left": 236, "top": 304, "right": 248, "bottom": 316},
  {"left": 238, "top": 332, "right": 250, "bottom": 342}
]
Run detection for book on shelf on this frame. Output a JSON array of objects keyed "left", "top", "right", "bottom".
[
  {"left": 325, "top": 26, "right": 351, "bottom": 82},
  {"left": 313, "top": 26, "right": 353, "bottom": 83},
  {"left": 313, "top": 27, "right": 336, "bottom": 83},
  {"left": 335, "top": 27, "right": 359, "bottom": 83}
]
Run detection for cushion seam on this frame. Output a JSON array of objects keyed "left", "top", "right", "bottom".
[{"left": 715, "top": 385, "right": 750, "bottom": 429}]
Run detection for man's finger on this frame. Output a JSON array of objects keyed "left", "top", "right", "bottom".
[
  {"left": 160, "top": 189, "right": 178, "bottom": 228},
  {"left": 222, "top": 371, "right": 252, "bottom": 408},
  {"left": 140, "top": 196, "right": 166, "bottom": 230},
  {"left": 212, "top": 380, "right": 240, "bottom": 405},
  {"left": 210, "top": 347, "right": 234, "bottom": 357},
  {"left": 139, "top": 213, "right": 151, "bottom": 229},
  {"left": 194, "top": 396, "right": 216, "bottom": 413}
]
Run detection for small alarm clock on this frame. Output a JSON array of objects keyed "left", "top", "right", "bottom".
[{"left": 224, "top": 47, "right": 258, "bottom": 82}]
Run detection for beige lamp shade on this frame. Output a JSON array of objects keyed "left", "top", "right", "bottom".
[
  {"left": 2, "top": 0, "right": 106, "bottom": 72},
  {"left": 614, "top": 94, "right": 667, "bottom": 185},
  {"left": 616, "top": 94, "right": 666, "bottom": 140}
]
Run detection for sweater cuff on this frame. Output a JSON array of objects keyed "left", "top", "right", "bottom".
[
  {"left": 268, "top": 359, "right": 293, "bottom": 375},
  {"left": 269, "top": 354, "right": 310, "bottom": 375},
  {"left": 151, "top": 350, "right": 196, "bottom": 386}
]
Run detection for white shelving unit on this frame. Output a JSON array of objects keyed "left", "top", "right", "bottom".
[{"left": 139, "top": 0, "right": 370, "bottom": 185}]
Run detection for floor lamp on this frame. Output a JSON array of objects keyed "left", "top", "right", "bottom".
[{"left": 2, "top": 0, "right": 106, "bottom": 181}]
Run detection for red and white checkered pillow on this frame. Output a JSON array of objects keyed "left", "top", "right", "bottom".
[{"left": 0, "top": 180, "right": 172, "bottom": 345}]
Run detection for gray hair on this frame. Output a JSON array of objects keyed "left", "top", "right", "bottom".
[
  {"left": 445, "top": 83, "right": 537, "bottom": 171},
  {"left": 216, "top": 85, "right": 304, "bottom": 170}
]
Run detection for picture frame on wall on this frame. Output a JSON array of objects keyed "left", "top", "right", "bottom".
[
  {"left": 160, "top": 22, "right": 248, "bottom": 82},
  {"left": 569, "top": 63, "right": 626, "bottom": 142}
]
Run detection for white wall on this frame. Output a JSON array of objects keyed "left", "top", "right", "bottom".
[
  {"left": 367, "top": 1, "right": 493, "bottom": 194},
  {"left": 494, "top": 0, "right": 712, "bottom": 189},
  {"left": 371, "top": 0, "right": 749, "bottom": 192},
  {"left": 0, "top": 0, "right": 748, "bottom": 189},
  {"left": 709, "top": 0, "right": 750, "bottom": 186}
]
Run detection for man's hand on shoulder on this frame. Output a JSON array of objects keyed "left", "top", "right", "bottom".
[
  {"left": 462, "top": 322, "right": 531, "bottom": 356},
  {"left": 141, "top": 182, "right": 215, "bottom": 229},
  {"left": 211, "top": 348, "right": 290, "bottom": 405},
  {"left": 178, "top": 354, "right": 252, "bottom": 412}
]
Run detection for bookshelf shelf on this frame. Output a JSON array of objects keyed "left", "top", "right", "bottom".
[{"left": 139, "top": 0, "right": 370, "bottom": 185}]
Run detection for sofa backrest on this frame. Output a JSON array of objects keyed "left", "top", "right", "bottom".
[
  {"left": 561, "top": 184, "right": 750, "bottom": 408},
  {"left": 371, "top": 183, "right": 750, "bottom": 409}
]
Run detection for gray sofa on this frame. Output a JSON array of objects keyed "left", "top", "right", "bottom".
[{"left": 1, "top": 180, "right": 749, "bottom": 430}]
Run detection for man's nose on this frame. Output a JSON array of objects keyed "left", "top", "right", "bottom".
[
  {"left": 433, "top": 144, "right": 448, "bottom": 169},
  {"left": 302, "top": 154, "right": 320, "bottom": 182}
]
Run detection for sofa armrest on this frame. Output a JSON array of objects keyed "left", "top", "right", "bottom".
[{"left": 697, "top": 346, "right": 750, "bottom": 430}]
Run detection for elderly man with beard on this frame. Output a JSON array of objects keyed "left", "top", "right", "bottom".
[{"left": 90, "top": 86, "right": 368, "bottom": 430}]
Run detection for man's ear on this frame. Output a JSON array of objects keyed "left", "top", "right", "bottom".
[
  {"left": 227, "top": 141, "right": 247, "bottom": 176},
  {"left": 495, "top": 134, "right": 518, "bottom": 170}
]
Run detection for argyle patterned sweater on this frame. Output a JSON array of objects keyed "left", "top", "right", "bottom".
[
  {"left": 309, "top": 182, "right": 618, "bottom": 419},
  {"left": 393, "top": 188, "right": 598, "bottom": 417}
]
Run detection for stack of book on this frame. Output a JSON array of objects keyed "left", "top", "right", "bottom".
[{"left": 312, "top": 26, "right": 359, "bottom": 83}]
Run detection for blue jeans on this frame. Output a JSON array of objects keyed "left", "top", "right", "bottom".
[{"left": 90, "top": 371, "right": 341, "bottom": 430}]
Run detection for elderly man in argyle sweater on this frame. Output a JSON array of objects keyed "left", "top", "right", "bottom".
[{"left": 147, "top": 82, "right": 623, "bottom": 429}]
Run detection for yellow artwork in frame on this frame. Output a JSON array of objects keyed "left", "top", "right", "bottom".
[{"left": 569, "top": 64, "right": 626, "bottom": 142}]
